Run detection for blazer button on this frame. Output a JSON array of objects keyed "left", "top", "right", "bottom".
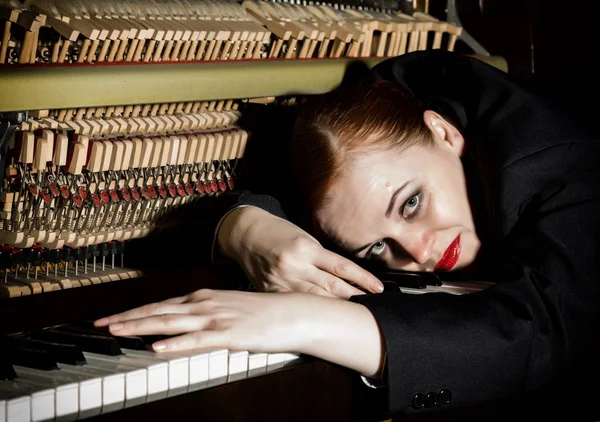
[
  {"left": 424, "top": 392, "right": 438, "bottom": 407},
  {"left": 412, "top": 393, "right": 426, "bottom": 409},
  {"left": 438, "top": 389, "right": 452, "bottom": 405}
]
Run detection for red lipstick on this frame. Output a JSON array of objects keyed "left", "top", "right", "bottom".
[{"left": 435, "top": 235, "right": 461, "bottom": 271}]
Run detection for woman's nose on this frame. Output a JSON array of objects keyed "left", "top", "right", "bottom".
[{"left": 398, "top": 232, "right": 435, "bottom": 265}]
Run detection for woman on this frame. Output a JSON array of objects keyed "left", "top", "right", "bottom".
[{"left": 95, "top": 51, "right": 600, "bottom": 416}]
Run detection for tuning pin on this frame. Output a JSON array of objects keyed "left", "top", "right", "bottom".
[
  {"left": 107, "top": 241, "right": 117, "bottom": 269},
  {"left": 118, "top": 241, "right": 126, "bottom": 267},
  {"left": 24, "top": 246, "right": 42, "bottom": 279},
  {"left": 44, "top": 249, "right": 62, "bottom": 277},
  {"left": 6, "top": 247, "right": 24, "bottom": 279},
  {"left": 74, "top": 247, "right": 87, "bottom": 276},
  {"left": 23, "top": 248, "right": 33, "bottom": 279},
  {"left": 30, "top": 245, "right": 44, "bottom": 279},
  {"left": 99, "top": 243, "right": 109, "bottom": 272},
  {"left": 82, "top": 246, "right": 92, "bottom": 274},
  {"left": 90, "top": 244, "right": 99, "bottom": 272},
  {"left": 62, "top": 247, "right": 75, "bottom": 277}
]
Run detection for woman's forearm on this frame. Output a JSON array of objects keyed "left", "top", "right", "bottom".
[
  {"left": 298, "top": 297, "right": 386, "bottom": 378},
  {"left": 217, "top": 206, "right": 269, "bottom": 262},
  {"left": 218, "top": 206, "right": 386, "bottom": 375}
]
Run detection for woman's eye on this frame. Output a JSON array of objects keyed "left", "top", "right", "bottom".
[
  {"left": 368, "top": 240, "right": 386, "bottom": 259},
  {"left": 402, "top": 193, "right": 421, "bottom": 218}
]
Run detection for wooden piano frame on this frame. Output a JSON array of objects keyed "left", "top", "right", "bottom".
[{"left": 0, "top": 56, "right": 507, "bottom": 113}]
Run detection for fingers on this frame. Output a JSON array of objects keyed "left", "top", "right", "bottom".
[
  {"left": 108, "top": 314, "right": 209, "bottom": 336},
  {"left": 162, "top": 295, "right": 189, "bottom": 304},
  {"left": 315, "top": 250, "right": 383, "bottom": 294},
  {"left": 152, "top": 330, "right": 230, "bottom": 353},
  {"left": 296, "top": 279, "right": 340, "bottom": 299},
  {"left": 309, "top": 268, "right": 365, "bottom": 299},
  {"left": 94, "top": 301, "right": 195, "bottom": 327}
]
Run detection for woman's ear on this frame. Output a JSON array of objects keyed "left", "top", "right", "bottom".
[{"left": 423, "top": 110, "right": 465, "bottom": 156}]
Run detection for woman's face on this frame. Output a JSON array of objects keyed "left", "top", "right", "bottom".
[{"left": 315, "top": 111, "right": 481, "bottom": 272}]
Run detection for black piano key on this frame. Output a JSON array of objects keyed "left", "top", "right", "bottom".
[
  {"left": 420, "top": 272, "right": 443, "bottom": 286},
  {"left": 139, "top": 335, "right": 173, "bottom": 347},
  {"left": 30, "top": 329, "right": 122, "bottom": 356},
  {"left": 7, "top": 337, "right": 86, "bottom": 366},
  {"left": 1, "top": 344, "right": 58, "bottom": 370},
  {"left": 0, "top": 360, "right": 17, "bottom": 380},
  {"left": 377, "top": 270, "right": 442, "bottom": 289},
  {"left": 55, "top": 324, "right": 148, "bottom": 351},
  {"left": 382, "top": 280, "right": 401, "bottom": 293},
  {"left": 114, "top": 336, "right": 148, "bottom": 351}
]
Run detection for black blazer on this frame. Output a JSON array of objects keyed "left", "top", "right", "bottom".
[{"left": 131, "top": 51, "right": 600, "bottom": 417}]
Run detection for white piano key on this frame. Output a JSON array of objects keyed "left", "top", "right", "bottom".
[
  {"left": 13, "top": 365, "right": 102, "bottom": 420},
  {"left": 12, "top": 367, "right": 78, "bottom": 421},
  {"left": 248, "top": 353, "right": 268, "bottom": 378},
  {"left": 82, "top": 355, "right": 146, "bottom": 408},
  {"left": 121, "top": 349, "right": 188, "bottom": 395},
  {"left": 400, "top": 281, "right": 493, "bottom": 295},
  {"left": 266, "top": 353, "right": 286, "bottom": 371},
  {"left": 207, "top": 349, "right": 229, "bottom": 387},
  {"left": 149, "top": 350, "right": 211, "bottom": 394},
  {"left": 227, "top": 351, "right": 249, "bottom": 382},
  {"left": 281, "top": 353, "right": 302, "bottom": 366},
  {"left": 188, "top": 353, "right": 209, "bottom": 387},
  {"left": 0, "top": 379, "right": 54, "bottom": 422},
  {"left": 142, "top": 348, "right": 228, "bottom": 390},
  {"left": 57, "top": 363, "right": 125, "bottom": 414},
  {"left": 0, "top": 389, "right": 30, "bottom": 422},
  {"left": 84, "top": 352, "right": 168, "bottom": 399}
]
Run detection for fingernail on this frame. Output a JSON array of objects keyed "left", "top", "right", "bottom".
[
  {"left": 94, "top": 318, "right": 108, "bottom": 327},
  {"left": 375, "top": 283, "right": 384, "bottom": 293},
  {"left": 153, "top": 342, "right": 166, "bottom": 351},
  {"left": 110, "top": 323, "right": 124, "bottom": 331}
]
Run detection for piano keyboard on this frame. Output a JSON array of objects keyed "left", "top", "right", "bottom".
[
  {"left": 377, "top": 270, "right": 494, "bottom": 295},
  {"left": 399, "top": 280, "right": 494, "bottom": 295},
  {"left": 0, "top": 322, "right": 301, "bottom": 422}
]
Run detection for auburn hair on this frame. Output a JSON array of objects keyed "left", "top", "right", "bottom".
[{"left": 288, "top": 82, "right": 435, "bottom": 215}]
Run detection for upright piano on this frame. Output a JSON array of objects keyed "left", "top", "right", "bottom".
[{"left": 0, "top": 1, "right": 508, "bottom": 421}]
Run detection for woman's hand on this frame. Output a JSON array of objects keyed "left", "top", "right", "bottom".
[
  {"left": 94, "top": 288, "right": 385, "bottom": 377},
  {"left": 218, "top": 207, "right": 383, "bottom": 299},
  {"left": 95, "top": 289, "right": 315, "bottom": 353}
]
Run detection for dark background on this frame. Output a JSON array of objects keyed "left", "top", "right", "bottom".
[{"left": 431, "top": 0, "right": 599, "bottom": 128}]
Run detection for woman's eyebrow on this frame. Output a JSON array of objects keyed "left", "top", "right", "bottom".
[
  {"left": 351, "top": 242, "right": 372, "bottom": 256},
  {"left": 336, "top": 181, "right": 412, "bottom": 256},
  {"left": 385, "top": 181, "right": 410, "bottom": 217},
  {"left": 327, "top": 230, "right": 370, "bottom": 256}
]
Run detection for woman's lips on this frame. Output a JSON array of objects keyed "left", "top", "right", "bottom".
[{"left": 435, "top": 235, "right": 461, "bottom": 271}]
